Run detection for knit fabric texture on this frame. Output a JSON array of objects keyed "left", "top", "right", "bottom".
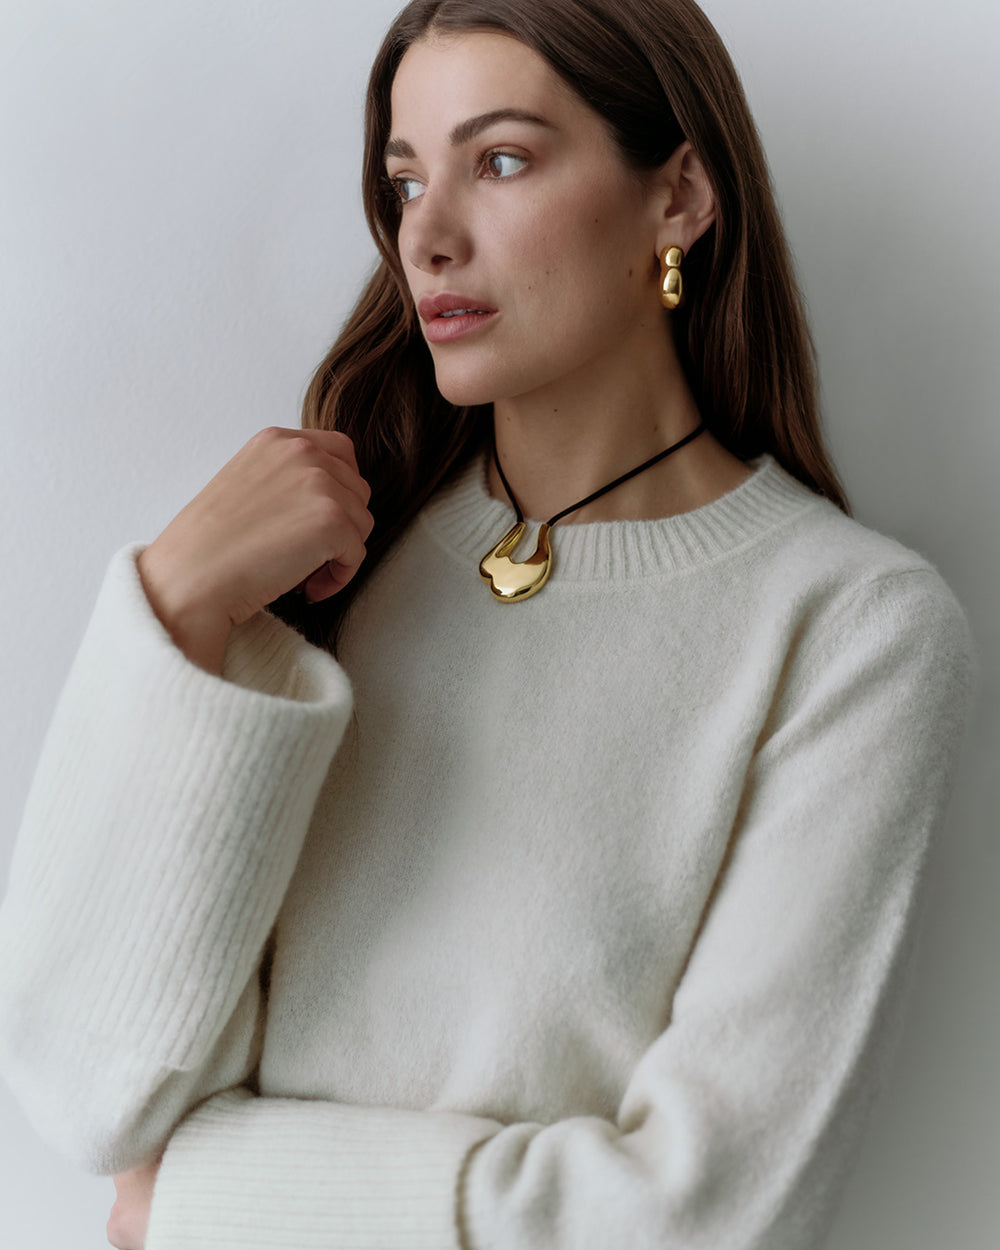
[{"left": 0, "top": 455, "right": 975, "bottom": 1249}]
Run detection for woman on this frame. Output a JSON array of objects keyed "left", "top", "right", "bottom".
[{"left": 0, "top": 1, "right": 973, "bottom": 1247}]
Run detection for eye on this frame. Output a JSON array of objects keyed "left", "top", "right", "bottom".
[
  {"left": 481, "top": 151, "right": 528, "bottom": 180},
  {"left": 388, "top": 175, "right": 426, "bottom": 205}
]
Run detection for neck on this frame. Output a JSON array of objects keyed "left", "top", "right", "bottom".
[{"left": 486, "top": 329, "right": 745, "bottom": 523}]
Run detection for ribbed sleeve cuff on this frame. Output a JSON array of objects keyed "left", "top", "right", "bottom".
[
  {"left": 146, "top": 1089, "right": 501, "bottom": 1250},
  {"left": 0, "top": 543, "right": 353, "bottom": 1075}
]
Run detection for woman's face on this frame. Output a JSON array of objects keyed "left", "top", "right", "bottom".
[{"left": 386, "top": 31, "right": 669, "bottom": 409}]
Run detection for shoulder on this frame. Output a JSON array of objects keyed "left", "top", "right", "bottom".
[
  {"left": 742, "top": 466, "right": 977, "bottom": 733},
  {"left": 748, "top": 461, "right": 970, "bottom": 638}
]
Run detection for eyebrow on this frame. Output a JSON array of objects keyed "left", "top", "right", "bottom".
[{"left": 384, "top": 109, "right": 552, "bottom": 161}]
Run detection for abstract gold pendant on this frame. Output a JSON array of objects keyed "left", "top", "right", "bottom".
[{"left": 479, "top": 522, "right": 552, "bottom": 602}]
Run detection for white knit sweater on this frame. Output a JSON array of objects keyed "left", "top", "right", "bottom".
[{"left": 0, "top": 455, "right": 974, "bottom": 1249}]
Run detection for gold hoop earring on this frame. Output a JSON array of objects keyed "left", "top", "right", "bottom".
[{"left": 659, "top": 245, "right": 684, "bottom": 310}]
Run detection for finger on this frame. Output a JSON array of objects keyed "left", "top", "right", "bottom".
[
  {"left": 245, "top": 427, "right": 363, "bottom": 491},
  {"left": 299, "top": 428, "right": 361, "bottom": 476},
  {"left": 308, "top": 447, "right": 373, "bottom": 515},
  {"left": 302, "top": 563, "right": 350, "bottom": 603},
  {"left": 302, "top": 542, "right": 368, "bottom": 602},
  {"left": 275, "top": 432, "right": 372, "bottom": 518},
  {"left": 325, "top": 477, "right": 375, "bottom": 544}
]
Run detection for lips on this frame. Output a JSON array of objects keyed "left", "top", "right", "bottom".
[
  {"left": 418, "top": 292, "right": 498, "bottom": 344},
  {"left": 417, "top": 292, "right": 497, "bottom": 322}
]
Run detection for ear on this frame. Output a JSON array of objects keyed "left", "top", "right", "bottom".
[{"left": 650, "top": 140, "right": 716, "bottom": 255}]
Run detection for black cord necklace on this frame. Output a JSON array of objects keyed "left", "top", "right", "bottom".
[{"left": 479, "top": 421, "right": 707, "bottom": 602}]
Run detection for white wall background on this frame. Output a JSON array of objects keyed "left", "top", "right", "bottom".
[{"left": 1, "top": 0, "right": 996, "bottom": 1244}]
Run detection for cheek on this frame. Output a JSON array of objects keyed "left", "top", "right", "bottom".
[
  {"left": 547, "top": 181, "right": 646, "bottom": 286},
  {"left": 525, "top": 227, "right": 648, "bottom": 334},
  {"left": 500, "top": 199, "right": 639, "bottom": 319}
]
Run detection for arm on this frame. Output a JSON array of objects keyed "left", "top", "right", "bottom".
[
  {"left": 142, "top": 570, "right": 974, "bottom": 1250},
  {"left": 0, "top": 543, "right": 354, "bottom": 1174},
  {"left": 0, "top": 426, "right": 372, "bottom": 1174}
]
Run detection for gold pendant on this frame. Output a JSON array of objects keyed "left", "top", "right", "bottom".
[{"left": 479, "top": 522, "right": 552, "bottom": 602}]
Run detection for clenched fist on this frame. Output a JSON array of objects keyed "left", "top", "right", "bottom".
[{"left": 137, "top": 427, "right": 374, "bottom": 673}]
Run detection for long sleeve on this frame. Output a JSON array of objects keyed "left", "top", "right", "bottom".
[
  {"left": 142, "top": 568, "right": 975, "bottom": 1250},
  {"left": 0, "top": 545, "right": 353, "bottom": 1174}
]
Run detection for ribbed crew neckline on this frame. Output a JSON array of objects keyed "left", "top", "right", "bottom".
[{"left": 419, "top": 453, "right": 825, "bottom": 583}]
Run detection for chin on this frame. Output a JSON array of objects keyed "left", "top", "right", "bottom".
[{"left": 431, "top": 361, "right": 505, "bottom": 409}]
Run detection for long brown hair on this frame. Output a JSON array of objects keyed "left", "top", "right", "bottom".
[{"left": 271, "top": 0, "right": 848, "bottom": 649}]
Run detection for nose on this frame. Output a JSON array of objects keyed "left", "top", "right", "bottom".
[{"left": 402, "top": 187, "right": 472, "bottom": 274}]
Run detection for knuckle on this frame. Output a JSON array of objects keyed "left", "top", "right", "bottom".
[
  {"left": 300, "top": 464, "right": 332, "bottom": 491},
  {"left": 313, "top": 495, "right": 346, "bottom": 530},
  {"left": 286, "top": 435, "right": 315, "bottom": 458},
  {"left": 250, "top": 425, "right": 284, "bottom": 447}
]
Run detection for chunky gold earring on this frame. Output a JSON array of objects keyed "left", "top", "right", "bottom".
[{"left": 659, "top": 245, "right": 684, "bottom": 310}]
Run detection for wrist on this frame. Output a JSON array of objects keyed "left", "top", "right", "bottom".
[{"left": 136, "top": 547, "right": 232, "bottom": 676}]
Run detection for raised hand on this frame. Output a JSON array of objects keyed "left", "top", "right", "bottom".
[{"left": 136, "top": 427, "right": 374, "bottom": 673}]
